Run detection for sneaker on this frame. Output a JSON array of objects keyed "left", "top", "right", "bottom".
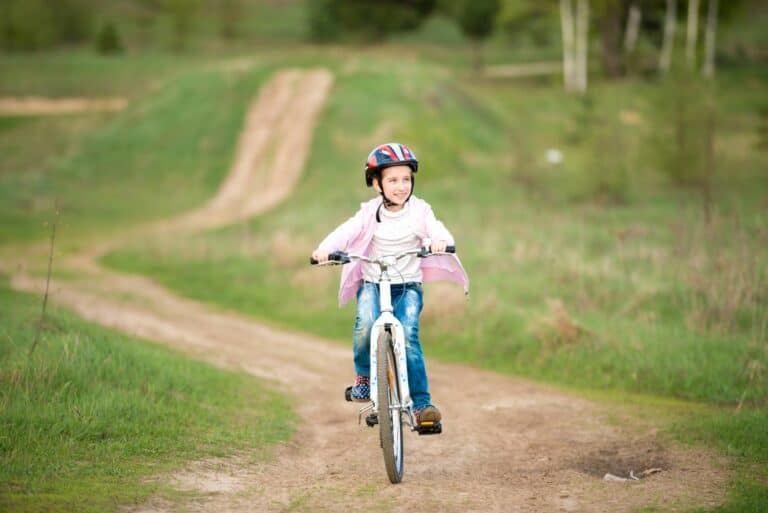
[
  {"left": 349, "top": 375, "right": 370, "bottom": 401},
  {"left": 414, "top": 405, "right": 441, "bottom": 425}
]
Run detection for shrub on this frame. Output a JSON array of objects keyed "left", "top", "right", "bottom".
[
  {"left": 307, "top": 0, "right": 436, "bottom": 42},
  {"left": 95, "top": 20, "right": 123, "bottom": 55}
]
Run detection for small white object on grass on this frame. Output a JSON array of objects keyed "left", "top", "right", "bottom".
[{"left": 546, "top": 148, "right": 563, "bottom": 165}]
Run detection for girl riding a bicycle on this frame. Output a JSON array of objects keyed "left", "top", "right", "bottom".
[{"left": 311, "top": 142, "right": 469, "bottom": 427}]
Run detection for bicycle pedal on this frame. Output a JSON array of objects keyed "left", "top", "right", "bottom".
[
  {"left": 415, "top": 421, "right": 442, "bottom": 436},
  {"left": 365, "top": 413, "right": 378, "bottom": 428}
]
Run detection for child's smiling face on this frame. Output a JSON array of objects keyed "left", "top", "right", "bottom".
[{"left": 374, "top": 165, "right": 413, "bottom": 211}]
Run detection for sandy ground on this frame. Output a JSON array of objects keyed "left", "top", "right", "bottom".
[
  {"left": 7, "top": 68, "right": 728, "bottom": 512},
  {"left": 0, "top": 96, "right": 127, "bottom": 115}
]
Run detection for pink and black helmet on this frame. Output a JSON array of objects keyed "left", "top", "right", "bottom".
[{"left": 364, "top": 142, "right": 418, "bottom": 187}]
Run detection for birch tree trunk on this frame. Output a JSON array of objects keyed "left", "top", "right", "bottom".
[
  {"left": 575, "top": 0, "right": 590, "bottom": 92},
  {"left": 686, "top": 0, "right": 700, "bottom": 68},
  {"left": 659, "top": 0, "right": 677, "bottom": 74},
  {"left": 703, "top": 0, "right": 718, "bottom": 77},
  {"left": 624, "top": 4, "right": 642, "bottom": 53},
  {"left": 560, "top": 0, "right": 577, "bottom": 91}
]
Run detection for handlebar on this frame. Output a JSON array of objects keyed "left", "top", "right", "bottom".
[{"left": 310, "top": 246, "right": 455, "bottom": 266}]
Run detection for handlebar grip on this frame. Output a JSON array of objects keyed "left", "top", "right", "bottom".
[
  {"left": 330, "top": 251, "right": 351, "bottom": 263},
  {"left": 419, "top": 245, "right": 456, "bottom": 257},
  {"left": 310, "top": 251, "right": 350, "bottom": 265}
]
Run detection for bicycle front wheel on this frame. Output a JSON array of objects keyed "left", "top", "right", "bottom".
[{"left": 377, "top": 329, "right": 404, "bottom": 483}]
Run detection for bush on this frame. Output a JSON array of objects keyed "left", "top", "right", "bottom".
[
  {"left": 454, "top": 0, "right": 500, "bottom": 41},
  {"left": 307, "top": 0, "right": 436, "bottom": 42},
  {"left": 95, "top": 21, "right": 123, "bottom": 55},
  {"left": 0, "top": 0, "right": 56, "bottom": 51},
  {"left": 308, "top": 0, "right": 338, "bottom": 42},
  {"left": 0, "top": 0, "right": 92, "bottom": 51}
]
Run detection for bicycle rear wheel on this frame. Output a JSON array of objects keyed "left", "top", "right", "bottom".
[{"left": 377, "top": 329, "right": 404, "bottom": 483}]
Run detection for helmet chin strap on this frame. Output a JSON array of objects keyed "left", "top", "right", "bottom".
[{"left": 375, "top": 176, "right": 415, "bottom": 222}]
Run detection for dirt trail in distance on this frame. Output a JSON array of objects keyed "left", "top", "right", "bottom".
[
  {"left": 0, "top": 96, "right": 128, "bottom": 115},
  {"left": 8, "top": 68, "right": 728, "bottom": 512}
]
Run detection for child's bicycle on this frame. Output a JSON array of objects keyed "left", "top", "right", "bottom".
[{"left": 310, "top": 246, "right": 453, "bottom": 483}]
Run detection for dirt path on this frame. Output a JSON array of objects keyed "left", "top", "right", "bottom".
[
  {"left": 485, "top": 61, "right": 562, "bottom": 78},
  {"left": 8, "top": 68, "right": 728, "bottom": 512},
  {"left": 0, "top": 96, "right": 128, "bottom": 115}
]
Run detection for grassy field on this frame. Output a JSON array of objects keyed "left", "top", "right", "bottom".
[
  {"left": 0, "top": 52, "right": 280, "bottom": 246},
  {"left": 98, "top": 53, "right": 766, "bottom": 511},
  {"left": 1, "top": 41, "right": 766, "bottom": 512},
  {"left": 0, "top": 279, "right": 295, "bottom": 513},
  {"left": 102, "top": 55, "right": 768, "bottom": 405}
]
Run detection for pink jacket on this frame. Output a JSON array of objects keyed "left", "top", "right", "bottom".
[{"left": 317, "top": 196, "right": 470, "bottom": 306}]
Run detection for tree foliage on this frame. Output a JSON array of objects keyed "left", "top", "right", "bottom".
[
  {"left": 95, "top": 20, "right": 124, "bottom": 55},
  {"left": 165, "top": 0, "right": 199, "bottom": 51},
  {"left": 453, "top": 0, "right": 501, "bottom": 41},
  {"left": 308, "top": 0, "right": 437, "bottom": 42},
  {"left": 0, "top": 0, "right": 94, "bottom": 51},
  {"left": 498, "top": 1, "right": 558, "bottom": 47},
  {"left": 217, "top": 0, "right": 244, "bottom": 39}
]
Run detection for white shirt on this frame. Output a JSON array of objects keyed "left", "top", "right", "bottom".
[{"left": 362, "top": 202, "right": 423, "bottom": 284}]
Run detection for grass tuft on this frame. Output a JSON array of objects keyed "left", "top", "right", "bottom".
[{"left": 0, "top": 280, "right": 294, "bottom": 513}]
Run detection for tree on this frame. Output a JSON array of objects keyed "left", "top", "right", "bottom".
[
  {"left": 702, "top": 0, "right": 718, "bottom": 77},
  {"left": 0, "top": 0, "right": 93, "bottom": 51},
  {"left": 599, "top": 0, "right": 625, "bottom": 77},
  {"left": 623, "top": 2, "right": 641, "bottom": 52},
  {"left": 308, "top": 0, "right": 436, "bottom": 42},
  {"left": 575, "top": 0, "right": 590, "bottom": 91},
  {"left": 659, "top": 0, "right": 677, "bottom": 74},
  {"left": 95, "top": 20, "right": 123, "bottom": 54},
  {"left": 560, "top": 0, "right": 589, "bottom": 93},
  {"left": 454, "top": 0, "right": 501, "bottom": 71},
  {"left": 498, "top": 1, "right": 558, "bottom": 48},
  {"left": 686, "top": 0, "right": 700, "bottom": 67}
]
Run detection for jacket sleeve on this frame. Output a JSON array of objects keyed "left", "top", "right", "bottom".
[
  {"left": 316, "top": 207, "right": 366, "bottom": 252},
  {"left": 423, "top": 204, "right": 455, "bottom": 246}
]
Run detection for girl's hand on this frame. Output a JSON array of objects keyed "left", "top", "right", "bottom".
[
  {"left": 312, "top": 249, "right": 330, "bottom": 263},
  {"left": 430, "top": 240, "right": 448, "bottom": 253}
]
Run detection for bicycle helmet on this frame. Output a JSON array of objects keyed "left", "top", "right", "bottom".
[{"left": 364, "top": 142, "right": 418, "bottom": 187}]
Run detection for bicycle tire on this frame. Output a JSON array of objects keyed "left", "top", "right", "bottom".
[{"left": 377, "top": 329, "right": 404, "bottom": 483}]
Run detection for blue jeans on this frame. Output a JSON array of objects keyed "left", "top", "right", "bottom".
[{"left": 353, "top": 281, "right": 432, "bottom": 410}]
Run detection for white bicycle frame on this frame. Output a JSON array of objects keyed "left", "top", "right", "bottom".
[
  {"left": 314, "top": 246, "right": 452, "bottom": 430},
  {"left": 367, "top": 259, "right": 413, "bottom": 420},
  {"left": 313, "top": 246, "right": 451, "bottom": 483}
]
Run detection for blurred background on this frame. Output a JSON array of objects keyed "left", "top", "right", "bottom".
[{"left": 1, "top": 1, "right": 767, "bottom": 507}]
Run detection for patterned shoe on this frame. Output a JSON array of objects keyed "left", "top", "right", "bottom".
[
  {"left": 350, "top": 375, "right": 370, "bottom": 402},
  {"left": 414, "top": 405, "right": 441, "bottom": 425}
]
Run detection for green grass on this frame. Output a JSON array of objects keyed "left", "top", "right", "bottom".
[
  {"left": 0, "top": 52, "right": 203, "bottom": 97},
  {"left": 0, "top": 52, "right": 277, "bottom": 246},
  {"left": 0, "top": 278, "right": 295, "bottom": 513},
  {"left": 103, "top": 57, "right": 768, "bottom": 407},
  {"left": 1, "top": 46, "right": 766, "bottom": 511},
  {"left": 94, "top": 54, "right": 767, "bottom": 511}
]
